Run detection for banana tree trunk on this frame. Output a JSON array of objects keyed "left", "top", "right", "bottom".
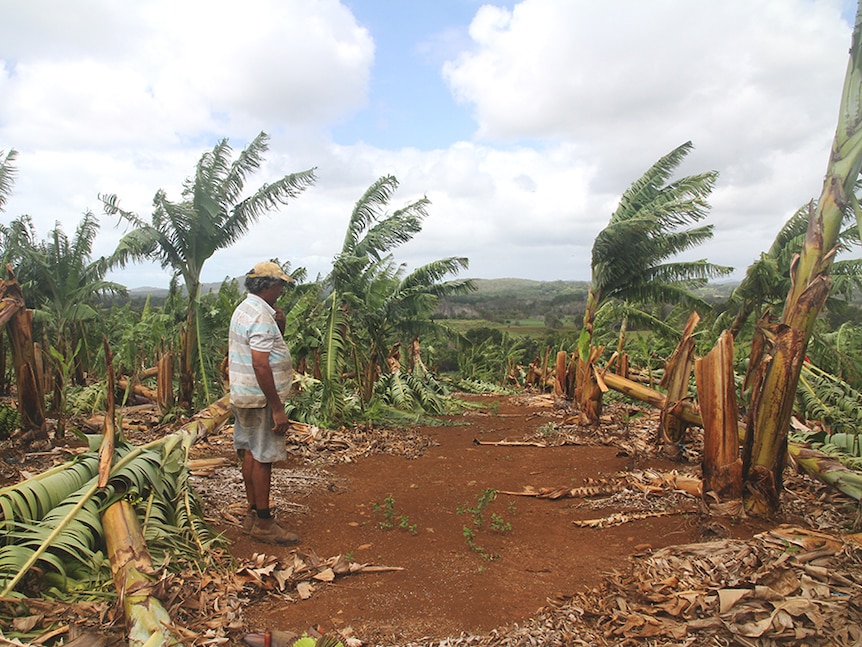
[
  {"left": 99, "top": 341, "right": 117, "bottom": 488},
  {"left": 577, "top": 286, "right": 600, "bottom": 363},
  {"left": 2, "top": 264, "right": 47, "bottom": 441},
  {"left": 554, "top": 350, "right": 567, "bottom": 397},
  {"left": 658, "top": 312, "right": 699, "bottom": 443},
  {"left": 157, "top": 353, "right": 174, "bottom": 412},
  {"left": 743, "top": 297, "right": 819, "bottom": 515},
  {"left": 0, "top": 330, "right": 7, "bottom": 396},
  {"left": 178, "top": 306, "right": 196, "bottom": 412},
  {"left": 616, "top": 352, "right": 629, "bottom": 379},
  {"left": 602, "top": 371, "right": 703, "bottom": 426},
  {"left": 695, "top": 331, "right": 743, "bottom": 502},
  {"left": 362, "top": 345, "right": 380, "bottom": 403},
  {"left": 575, "top": 346, "right": 604, "bottom": 425},
  {"left": 100, "top": 394, "right": 233, "bottom": 647},
  {"left": 102, "top": 500, "right": 178, "bottom": 647},
  {"left": 788, "top": 442, "right": 862, "bottom": 501},
  {"left": 118, "top": 377, "right": 159, "bottom": 403},
  {"left": 602, "top": 368, "right": 862, "bottom": 506},
  {"left": 743, "top": 4, "right": 862, "bottom": 516},
  {"left": 612, "top": 327, "right": 630, "bottom": 380},
  {"left": 0, "top": 286, "right": 24, "bottom": 396}
]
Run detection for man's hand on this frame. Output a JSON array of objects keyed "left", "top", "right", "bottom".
[
  {"left": 272, "top": 407, "right": 291, "bottom": 435},
  {"left": 274, "top": 306, "right": 286, "bottom": 333}
]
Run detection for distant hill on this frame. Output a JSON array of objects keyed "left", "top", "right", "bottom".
[
  {"left": 437, "top": 278, "right": 590, "bottom": 323},
  {"left": 126, "top": 277, "right": 739, "bottom": 313},
  {"left": 464, "top": 278, "right": 589, "bottom": 295},
  {"left": 127, "top": 279, "right": 236, "bottom": 300},
  {"left": 435, "top": 278, "right": 739, "bottom": 324}
]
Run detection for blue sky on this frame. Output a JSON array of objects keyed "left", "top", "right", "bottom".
[
  {"left": 335, "top": 1, "right": 474, "bottom": 149},
  {"left": 334, "top": 0, "right": 518, "bottom": 149},
  {"left": 0, "top": 0, "right": 857, "bottom": 288}
]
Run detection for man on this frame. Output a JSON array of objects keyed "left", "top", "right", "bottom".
[{"left": 228, "top": 261, "right": 300, "bottom": 545}]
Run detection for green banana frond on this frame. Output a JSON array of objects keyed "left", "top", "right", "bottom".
[
  {"left": 320, "top": 291, "right": 348, "bottom": 385},
  {"left": 377, "top": 370, "right": 412, "bottom": 409},
  {"left": 0, "top": 404, "right": 21, "bottom": 439},
  {"left": 0, "top": 423, "right": 223, "bottom": 597},
  {"left": 373, "top": 370, "right": 446, "bottom": 415},
  {"left": 593, "top": 301, "right": 683, "bottom": 344},
  {"left": 824, "top": 433, "right": 862, "bottom": 459},
  {"left": 288, "top": 379, "right": 357, "bottom": 428},
  {"left": 792, "top": 361, "right": 862, "bottom": 473},
  {"left": 0, "top": 453, "right": 101, "bottom": 532},
  {"left": 797, "top": 362, "right": 862, "bottom": 431},
  {"left": 0, "top": 480, "right": 117, "bottom": 596},
  {"left": 168, "top": 460, "right": 222, "bottom": 556}
]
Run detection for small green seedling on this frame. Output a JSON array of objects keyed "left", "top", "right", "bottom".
[
  {"left": 538, "top": 422, "right": 557, "bottom": 436},
  {"left": 457, "top": 488, "right": 512, "bottom": 559},
  {"left": 372, "top": 495, "right": 417, "bottom": 534}
]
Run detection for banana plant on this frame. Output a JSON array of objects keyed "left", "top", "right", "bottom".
[
  {"left": 372, "top": 369, "right": 446, "bottom": 415},
  {"left": 0, "top": 396, "right": 231, "bottom": 598},
  {"left": 743, "top": 2, "right": 862, "bottom": 515},
  {"left": 576, "top": 142, "right": 729, "bottom": 423},
  {"left": 797, "top": 361, "right": 862, "bottom": 431}
]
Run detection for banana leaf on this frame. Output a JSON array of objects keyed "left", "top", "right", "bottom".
[{"left": 0, "top": 395, "right": 231, "bottom": 598}]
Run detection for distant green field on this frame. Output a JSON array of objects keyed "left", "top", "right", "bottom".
[{"left": 438, "top": 318, "right": 579, "bottom": 337}]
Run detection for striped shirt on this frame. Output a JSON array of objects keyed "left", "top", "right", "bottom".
[{"left": 228, "top": 293, "right": 293, "bottom": 408}]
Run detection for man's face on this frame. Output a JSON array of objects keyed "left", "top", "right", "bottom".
[{"left": 259, "top": 280, "right": 285, "bottom": 306}]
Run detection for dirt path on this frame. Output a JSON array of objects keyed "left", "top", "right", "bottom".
[{"left": 209, "top": 396, "right": 768, "bottom": 645}]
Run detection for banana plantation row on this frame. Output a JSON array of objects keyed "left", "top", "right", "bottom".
[{"left": 3, "top": 141, "right": 862, "bottom": 515}]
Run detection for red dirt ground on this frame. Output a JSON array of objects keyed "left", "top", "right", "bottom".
[{"left": 212, "top": 396, "right": 775, "bottom": 645}]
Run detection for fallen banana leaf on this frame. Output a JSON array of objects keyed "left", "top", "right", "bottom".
[
  {"left": 472, "top": 438, "right": 549, "bottom": 447},
  {"left": 573, "top": 509, "right": 686, "bottom": 528},
  {"left": 236, "top": 550, "right": 403, "bottom": 599},
  {"left": 499, "top": 484, "right": 622, "bottom": 499},
  {"left": 500, "top": 470, "right": 702, "bottom": 500}
]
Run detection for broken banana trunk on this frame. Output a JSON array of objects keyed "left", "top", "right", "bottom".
[
  {"left": 102, "top": 499, "right": 178, "bottom": 647},
  {"left": 695, "top": 331, "right": 743, "bottom": 503}
]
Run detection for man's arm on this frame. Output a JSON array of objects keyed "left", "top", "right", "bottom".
[{"left": 251, "top": 349, "right": 290, "bottom": 433}]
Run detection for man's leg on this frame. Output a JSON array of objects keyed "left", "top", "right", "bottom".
[
  {"left": 239, "top": 449, "right": 257, "bottom": 532},
  {"left": 240, "top": 449, "right": 256, "bottom": 509},
  {"left": 246, "top": 452, "right": 299, "bottom": 545},
  {"left": 241, "top": 447, "right": 274, "bottom": 511},
  {"left": 238, "top": 407, "right": 299, "bottom": 545},
  {"left": 250, "top": 457, "right": 272, "bottom": 512}
]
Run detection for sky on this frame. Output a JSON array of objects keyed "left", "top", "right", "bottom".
[{"left": 0, "top": 0, "right": 858, "bottom": 289}]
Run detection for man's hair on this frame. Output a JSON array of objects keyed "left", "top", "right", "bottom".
[{"left": 245, "top": 275, "right": 284, "bottom": 294}]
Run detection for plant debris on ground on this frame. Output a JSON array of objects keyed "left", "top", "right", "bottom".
[{"left": 0, "top": 393, "right": 860, "bottom": 647}]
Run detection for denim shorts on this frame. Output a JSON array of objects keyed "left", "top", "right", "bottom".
[{"left": 231, "top": 405, "right": 287, "bottom": 464}]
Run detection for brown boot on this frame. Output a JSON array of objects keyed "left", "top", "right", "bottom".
[
  {"left": 250, "top": 517, "right": 300, "bottom": 545},
  {"left": 242, "top": 509, "right": 256, "bottom": 534}
]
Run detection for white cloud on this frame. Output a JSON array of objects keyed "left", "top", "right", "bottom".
[
  {"left": 445, "top": 1, "right": 845, "bottom": 150},
  {"left": 1, "top": 0, "right": 373, "bottom": 271},
  {"left": 438, "top": 0, "right": 852, "bottom": 277},
  {"left": 0, "top": 0, "right": 373, "bottom": 149},
  {"left": 0, "top": 0, "right": 856, "bottom": 289}
]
